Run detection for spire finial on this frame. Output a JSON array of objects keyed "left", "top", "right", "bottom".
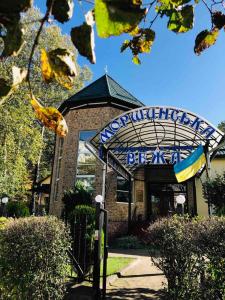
[{"left": 104, "top": 65, "right": 108, "bottom": 74}]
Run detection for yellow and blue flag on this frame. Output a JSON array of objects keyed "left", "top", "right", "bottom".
[{"left": 174, "top": 145, "right": 206, "bottom": 183}]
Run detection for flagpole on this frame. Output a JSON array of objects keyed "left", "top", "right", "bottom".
[{"left": 204, "top": 141, "right": 212, "bottom": 216}]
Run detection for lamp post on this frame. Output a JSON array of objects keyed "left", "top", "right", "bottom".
[
  {"left": 95, "top": 194, "right": 103, "bottom": 204},
  {"left": 175, "top": 194, "right": 186, "bottom": 216},
  {"left": 0, "top": 196, "right": 9, "bottom": 217}
]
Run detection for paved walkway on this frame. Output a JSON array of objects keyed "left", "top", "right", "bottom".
[{"left": 106, "top": 249, "right": 166, "bottom": 300}]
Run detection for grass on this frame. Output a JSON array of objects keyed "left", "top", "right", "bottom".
[
  {"left": 110, "top": 235, "right": 146, "bottom": 249},
  {"left": 66, "top": 256, "right": 135, "bottom": 281},
  {"left": 101, "top": 256, "right": 135, "bottom": 276}
]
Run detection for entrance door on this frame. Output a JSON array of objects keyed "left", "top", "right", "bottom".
[{"left": 148, "top": 183, "right": 187, "bottom": 220}]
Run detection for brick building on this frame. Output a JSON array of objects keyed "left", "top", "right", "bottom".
[{"left": 49, "top": 75, "right": 225, "bottom": 237}]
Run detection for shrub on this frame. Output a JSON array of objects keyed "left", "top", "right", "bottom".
[
  {"left": 143, "top": 216, "right": 225, "bottom": 300},
  {"left": 70, "top": 205, "right": 95, "bottom": 274},
  {"left": 144, "top": 215, "right": 200, "bottom": 299},
  {"left": 62, "top": 181, "right": 92, "bottom": 221},
  {"left": 0, "top": 216, "right": 71, "bottom": 300},
  {"left": 194, "top": 217, "right": 225, "bottom": 299},
  {"left": 0, "top": 217, "right": 11, "bottom": 297},
  {"left": 0, "top": 217, "right": 9, "bottom": 230},
  {"left": 6, "top": 201, "right": 30, "bottom": 218},
  {"left": 202, "top": 172, "right": 225, "bottom": 214}
]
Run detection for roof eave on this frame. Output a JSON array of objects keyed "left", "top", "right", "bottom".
[{"left": 59, "top": 96, "right": 144, "bottom": 115}]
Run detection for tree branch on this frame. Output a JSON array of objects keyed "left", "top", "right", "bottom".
[
  {"left": 149, "top": 12, "right": 160, "bottom": 28},
  {"left": 27, "top": 1, "right": 55, "bottom": 97}
]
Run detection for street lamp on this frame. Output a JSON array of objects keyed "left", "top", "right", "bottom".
[
  {"left": 95, "top": 195, "right": 103, "bottom": 203},
  {"left": 176, "top": 194, "right": 186, "bottom": 215},
  {"left": 1, "top": 196, "right": 9, "bottom": 204},
  {"left": 0, "top": 196, "right": 9, "bottom": 217}
]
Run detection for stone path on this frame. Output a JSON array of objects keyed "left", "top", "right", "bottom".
[{"left": 106, "top": 249, "right": 166, "bottom": 300}]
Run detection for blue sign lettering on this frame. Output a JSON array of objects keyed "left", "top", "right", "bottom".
[
  {"left": 191, "top": 117, "right": 203, "bottom": 131},
  {"left": 100, "top": 128, "right": 115, "bottom": 143},
  {"left": 145, "top": 108, "right": 156, "bottom": 120},
  {"left": 109, "top": 120, "right": 121, "bottom": 132},
  {"left": 179, "top": 112, "right": 191, "bottom": 126},
  {"left": 159, "top": 108, "right": 169, "bottom": 120},
  {"left": 120, "top": 114, "right": 129, "bottom": 127},
  {"left": 201, "top": 126, "right": 216, "bottom": 139},
  {"left": 170, "top": 151, "right": 181, "bottom": 164},
  {"left": 138, "top": 152, "right": 146, "bottom": 164},
  {"left": 131, "top": 109, "right": 144, "bottom": 122},
  {"left": 127, "top": 152, "right": 135, "bottom": 165},
  {"left": 151, "top": 150, "right": 166, "bottom": 164}
]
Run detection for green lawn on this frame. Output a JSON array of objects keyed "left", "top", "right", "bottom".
[
  {"left": 67, "top": 256, "right": 135, "bottom": 279},
  {"left": 101, "top": 256, "right": 135, "bottom": 276}
]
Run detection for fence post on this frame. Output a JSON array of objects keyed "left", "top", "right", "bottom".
[
  {"left": 128, "top": 176, "right": 132, "bottom": 234},
  {"left": 93, "top": 201, "right": 102, "bottom": 299},
  {"left": 101, "top": 209, "right": 108, "bottom": 299}
]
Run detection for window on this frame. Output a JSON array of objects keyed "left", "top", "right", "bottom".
[
  {"left": 76, "top": 130, "right": 96, "bottom": 192},
  {"left": 117, "top": 176, "right": 131, "bottom": 203}
]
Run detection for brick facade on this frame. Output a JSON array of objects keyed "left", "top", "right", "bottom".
[{"left": 49, "top": 105, "right": 146, "bottom": 236}]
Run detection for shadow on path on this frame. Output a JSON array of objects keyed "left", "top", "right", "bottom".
[
  {"left": 65, "top": 285, "right": 93, "bottom": 300},
  {"left": 106, "top": 287, "right": 166, "bottom": 300}
]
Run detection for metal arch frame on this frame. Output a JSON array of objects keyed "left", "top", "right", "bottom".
[
  {"left": 92, "top": 105, "right": 224, "bottom": 139},
  {"left": 91, "top": 106, "right": 224, "bottom": 178}
]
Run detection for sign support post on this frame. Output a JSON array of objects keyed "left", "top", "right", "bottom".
[{"left": 128, "top": 176, "right": 132, "bottom": 234}]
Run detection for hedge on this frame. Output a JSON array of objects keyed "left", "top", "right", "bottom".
[
  {"left": 6, "top": 201, "right": 30, "bottom": 218},
  {"left": 0, "top": 216, "right": 71, "bottom": 300},
  {"left": 143, "top": 215, "right": 225, "bottom": 300}
]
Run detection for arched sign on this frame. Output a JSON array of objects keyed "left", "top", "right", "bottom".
[{"left": 91, "top": 106, "right": 224, "bottom": 175}]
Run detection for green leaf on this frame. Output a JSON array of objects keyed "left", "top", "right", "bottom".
[
  {"left": 95, "top": 0, "right": 147, "bottom": 38},
  {"left": 0, "top": 15, "right": 24, "bottom": 57},
  {"left": 170, "top": 0, "right": 191, "bottom": 7},
  {"left": 156, "top": 0, "right": 191, "bottom": 14},
  {"left": 70, "top": 11, "right": 96, "bottom": 64},
  {"left": 0, "top": 0, "right": 32, "bottom": 13},
  {"left": 194, "top": 28, "right": 219, "bottom": 55},
  {"left": 132, "top": 55, "right": 141, "bottom": 64},
  {"left": 121, "top": 28, "right": 155, "bottom": 63},
  {"left": 156, "top": 0, "right": 191, "bottom": 19},
  {"left": 168, "top": 5, "right": 194, "bottom": 33},
  {"left": 47, "top": 0, "right": 74, "bottom": 23}
]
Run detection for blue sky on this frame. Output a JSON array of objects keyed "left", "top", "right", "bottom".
[{"left": 35, "top": 1, "right": 225, "bottom": 126}]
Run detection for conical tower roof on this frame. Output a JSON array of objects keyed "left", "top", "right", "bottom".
[{"left": 59, "top": 74, "right": 143, "bottom": 112}]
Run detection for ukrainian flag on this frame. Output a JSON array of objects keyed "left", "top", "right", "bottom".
[{"left": 174, "top": 145, "right": 206, "bottom": 183}]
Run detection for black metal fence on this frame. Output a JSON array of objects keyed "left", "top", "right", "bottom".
[
  {"left": 67, "top": 202, "right": 108, "bottom": 299},
  {"left": 71, "top": 212, "right": 95, "bottom": 276}
]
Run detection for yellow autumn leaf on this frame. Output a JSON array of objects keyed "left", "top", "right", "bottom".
[
  {"left": 40, "top": 49, "right": 52, "bottom": 83},
  {"left": 31, "top": 97, "right": 68, "bottom": 137},
  {"left": 40, "top": 48, "right": 77, "bottom": 89}
]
